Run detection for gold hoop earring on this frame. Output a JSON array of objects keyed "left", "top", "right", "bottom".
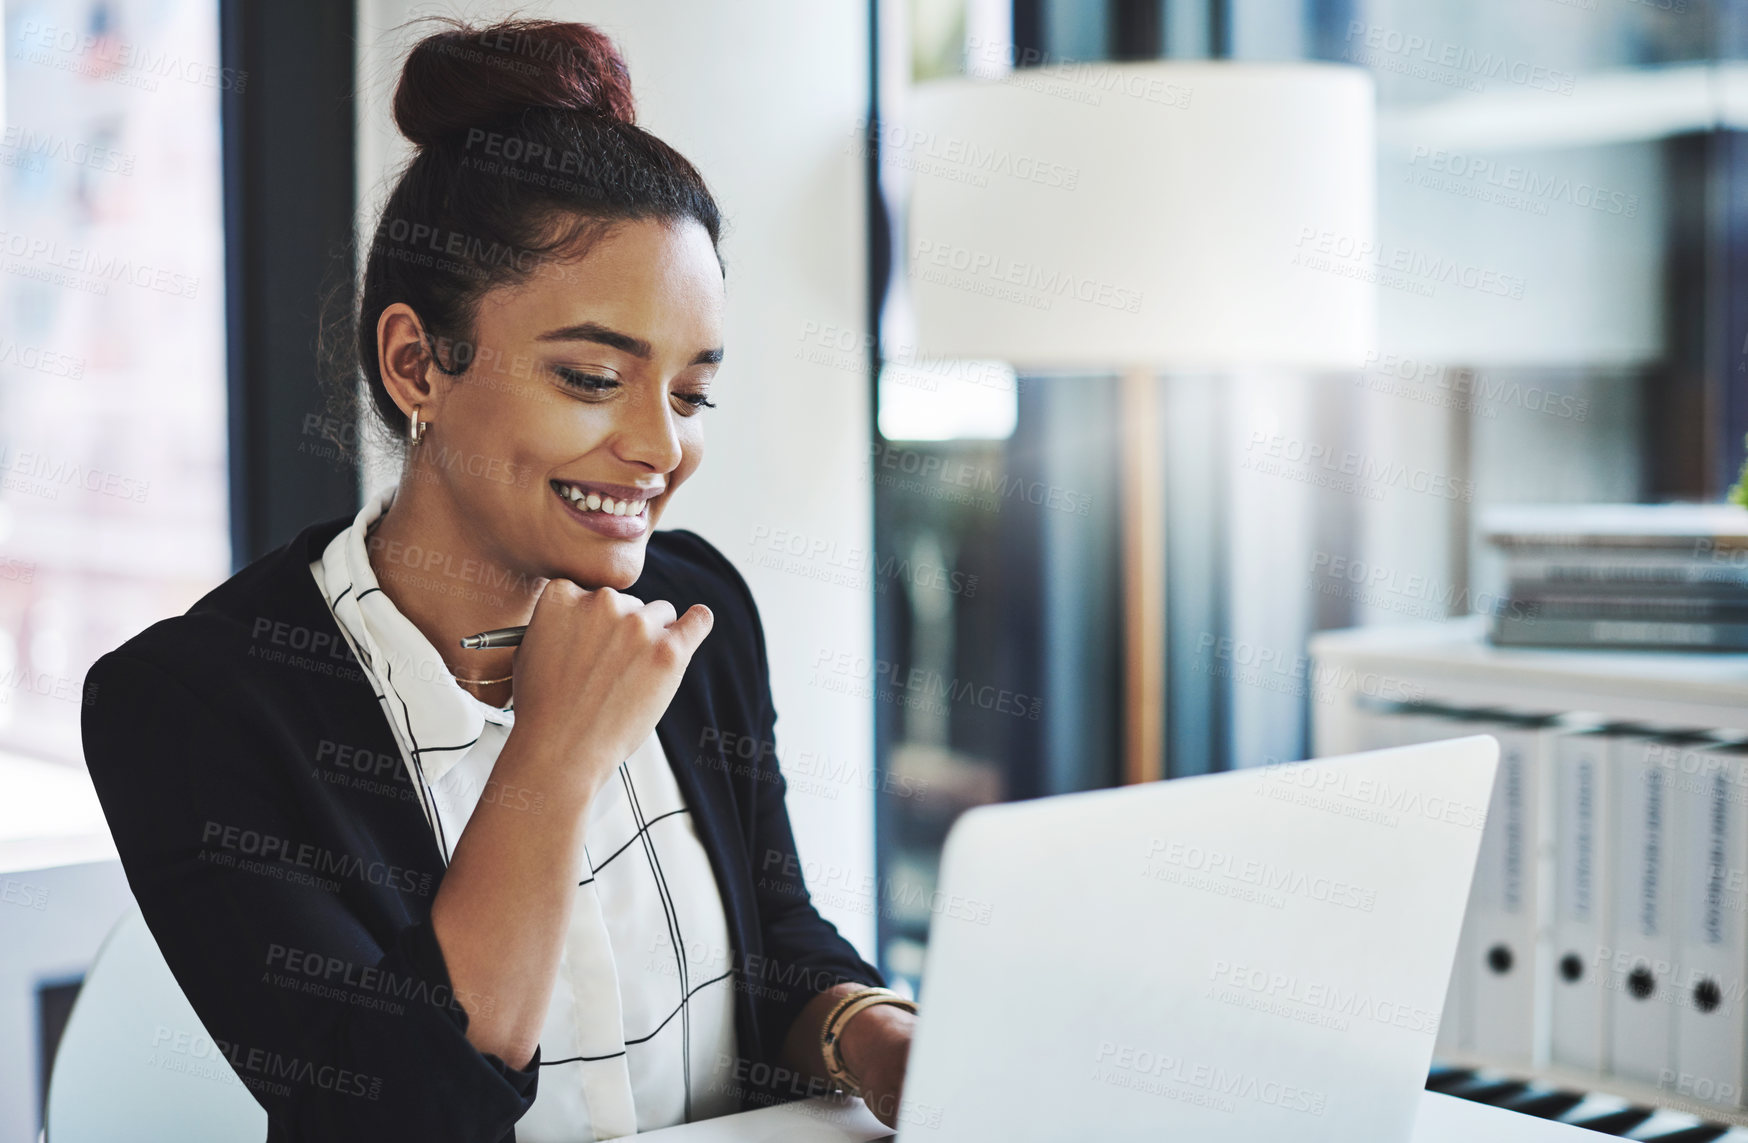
[{"left": 408, "top": 405, "right": 430, "bottom": 446}]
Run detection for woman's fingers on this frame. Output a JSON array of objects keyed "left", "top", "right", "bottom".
[{"left": 669, "top": 603, "right": 714, "bottom": 654}]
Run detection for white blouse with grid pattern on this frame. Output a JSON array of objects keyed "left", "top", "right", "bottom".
[{"left": 308, "top": 486, "right": 740, "bottom": 1141}]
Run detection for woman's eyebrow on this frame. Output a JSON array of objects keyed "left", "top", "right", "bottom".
[{"left": 536, "top": 320, "right": 723, "bottom": 366}]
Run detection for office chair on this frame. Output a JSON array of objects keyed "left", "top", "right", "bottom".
[{"left": 43, "top": 906, "right": 265, "bottom": 1141}]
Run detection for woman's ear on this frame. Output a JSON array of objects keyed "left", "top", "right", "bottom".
[{"left": 377, "top": 303, "right": 445, "bottom": 420}]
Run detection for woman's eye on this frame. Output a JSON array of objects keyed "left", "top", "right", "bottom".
[
  {"left": 555, "top": 367, "right": 618, "bottom": 395},
  {"left": 553, "top": 368, "right": 713, "bottom": 412}
]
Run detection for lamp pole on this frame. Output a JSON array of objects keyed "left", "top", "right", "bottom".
[{"left": 1120, "top": 364, "right": 1166, "bottom": 784}]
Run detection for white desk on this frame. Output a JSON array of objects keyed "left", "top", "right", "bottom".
[
  {"left": 635, "top": 1097, "right": 887, "bottom": 1142},
  {"left": 635, "top": 1089, "right": 1596, "bottom": 1140}
]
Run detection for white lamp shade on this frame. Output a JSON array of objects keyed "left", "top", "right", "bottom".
[{"left": 906, "top": 62, "right": 1377, "bottom": 371}]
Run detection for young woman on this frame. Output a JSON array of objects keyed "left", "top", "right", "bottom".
[{"left": 81, "top": 18, "right": 913, "bottom": 1142}]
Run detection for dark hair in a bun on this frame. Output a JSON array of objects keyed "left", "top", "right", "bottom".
[
  {"left": 336, "top": 18, "right": 723, "bottom": 450},
  {"left": 392, "top": 19, "right": 636, "bottom": 146}
]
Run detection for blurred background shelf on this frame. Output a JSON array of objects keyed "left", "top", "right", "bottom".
[{"left": 1311, "top": 617, "right": 1748, "bottom": 751}]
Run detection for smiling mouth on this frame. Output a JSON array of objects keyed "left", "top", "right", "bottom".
[{"left": 550, "top": 479, "right": 655, "bottom": 517}]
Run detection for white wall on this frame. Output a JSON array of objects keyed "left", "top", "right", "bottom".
[{"left": 355, "top": 1, "right": 877, "bottom": 957}]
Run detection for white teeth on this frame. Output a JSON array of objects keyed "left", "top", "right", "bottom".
[{"left": 557, "top": 483, "right": 650, "bottom": 517}]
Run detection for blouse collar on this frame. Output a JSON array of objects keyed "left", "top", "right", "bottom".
[{"left": 314, "top": 485, "right": 509, "bottom": 790}]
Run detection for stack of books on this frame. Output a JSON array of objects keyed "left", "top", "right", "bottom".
[{"left": 1483, "top": 503, "right": 1748, "bottom": 651}]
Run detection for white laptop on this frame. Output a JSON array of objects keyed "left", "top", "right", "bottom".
[{"left": 891, "top": 736, "right": 1499, "bottom": 1142}]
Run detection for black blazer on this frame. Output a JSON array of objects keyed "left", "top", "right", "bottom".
[{"left": 80, "top": 514, "right": 883, "bottom": 1143}]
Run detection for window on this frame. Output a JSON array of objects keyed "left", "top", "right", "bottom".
[{"left": 0, "top": 0, "right": 229, "bottom": 766}]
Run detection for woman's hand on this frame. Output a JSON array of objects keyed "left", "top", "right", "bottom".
[
  {"left": 783, "top": 984, "right": 918, "bottom": 1129},
  {"left": 838, "top": 1002, "right": 917, "bottom": 1129},
  {"left": 432, "top": 580, "right": 712, "bottom": 1068},
  {"left": 507, "top": 579, "right": 713, "bottom": 801}
]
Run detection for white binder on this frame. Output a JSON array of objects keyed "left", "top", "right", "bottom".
[
  {"left": 1351, "top": 697, "right": 1415, "bottom": 750},
  {"left": 1608, "top": 733, "right": 1704, "bottom": 1084},
  {"left": 1465, "top": 715, "right": 1559, "bottom": 1067},
  {"left": 1394, "top": 703, "right": 1472, "bottom": 748},
  {"left": 1549, "top": 726, "right": 1615, "bottom": 1073},
  {"left": 1423, "top": 707, "right": 1471, "bottom": 1058},
  {"left": 1346, "top": 703, "right": 1482, "bottom": 1060},
  {"left": 1435, "top": 927, "right": 1473, "bottom": 1059},
  {"left": 1419, "top": 705, "right": 1492, "bottom": 1060},
  {"left": 1673, "top": 740, "right": 1748, "bottom": 1109}
]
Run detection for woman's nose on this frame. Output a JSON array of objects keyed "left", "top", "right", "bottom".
[{"left": 614, "top": 386, "right": 685, "bottom": 471}]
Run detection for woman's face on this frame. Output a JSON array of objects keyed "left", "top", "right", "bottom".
[{"left": 390, "top": 216, "right": 725, "bottom": 591}]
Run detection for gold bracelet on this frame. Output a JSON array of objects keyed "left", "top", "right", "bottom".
[{"left": 820, "top": 986, "right": 917, "bottom": 1098}]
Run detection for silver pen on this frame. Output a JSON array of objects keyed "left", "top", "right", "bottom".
[{"left": 459, "top": 626, "right": 528, "bottom": 650}]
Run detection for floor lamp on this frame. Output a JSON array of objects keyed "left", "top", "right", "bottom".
[{"left": 905, "top": 61, "right": 1377, "bottom": 784}]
